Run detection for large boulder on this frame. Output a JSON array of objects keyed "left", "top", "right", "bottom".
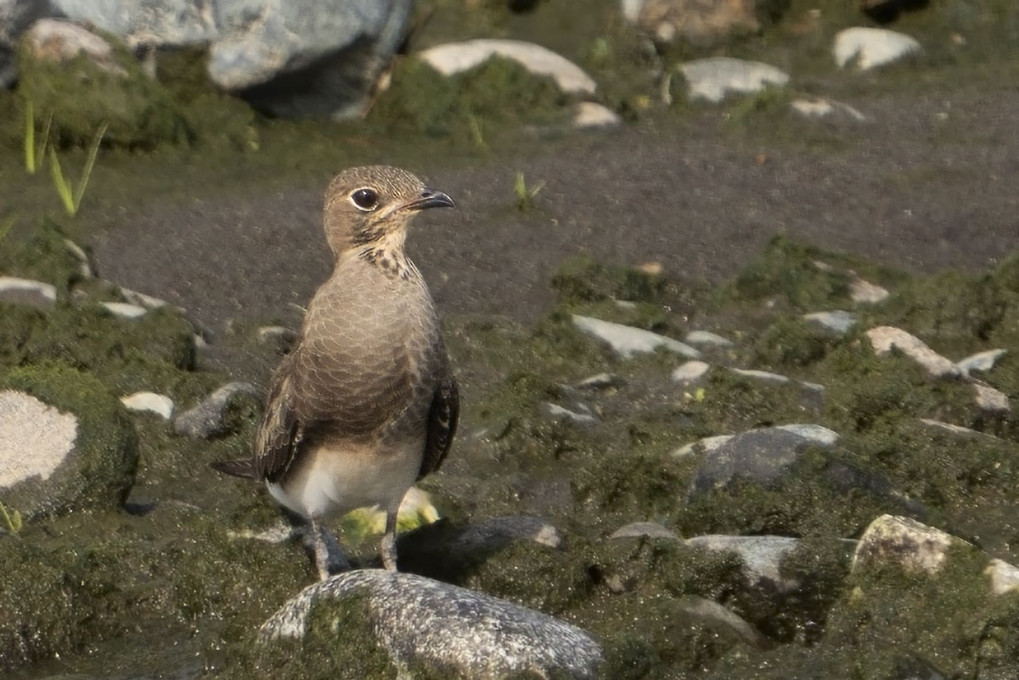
[
  {"left": 48, "top": 0, "right": 414, "bottom": 118},
  {"left": 0, "top": 364, "right": 138, "bottom": 520}
]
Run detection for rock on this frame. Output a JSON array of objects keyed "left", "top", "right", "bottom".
[
  {"left": 672, "top": 360, "right": 711, "bottom": 384},
  {"left": 866, "top": 326, "right": 960, "bottom": 378},
  {"left": 918, "top": 418, "right": 992, "bottom": 438},
  {"left": 609, "top": 521, "right": 679, "bottom": 540},
  {"left": 803, "top": 310, "right": 857, "bottom": 334},
  {"left": 985, "top": 559, "right": 1019, "bottom": 596},
  {"left": 0, "top": 276, "right": 56, "bottom": 306},
  {"left": 685, "top": 535, "right": 801, "bottom": 593},
  {"left": 684, "top": 330, "right": 733, "bottom": 347},
  {"left": 790, "top": 97, "right": 867, "bottom": 123},
  {"left": 572, "top": 314, "right": 700, "bottom": 359},
  {"left": 100, "top": 301, "right": 148, "bottom": 319},
  {"left": 575, "top": 372, "right": 625, "bottom": 390},
  {"left": 686, "top": 424, "right": 840, "bottom": 496},
  {"left": 0, "top": 365, "right": 138, "bottom": 519},
  {"left": 64, "top": 238, "right": 93, "bottom": 278},
  {"left": 833, "top": 27, "right": 921, "bottom": 70},
  {"left": 120, "top": 391, "right": 174, "bottom": 419},
  {"left": 675, "top": 596, "right": 773, "bottom": 650},
  {"left": 0, "top": 0, "right": 48, "bottom": 86},
  {"left": 852, "top": 515, "right": 968, "bottom": 575},
  {"left": 257, "top": 325, "right": 298, "bottom": 354},
  {"left": 259, "top": 570, "right": 603, "bottom": 678},
  {"left": 972, "top": 383, "right": 1010, "bottom": 413},
  {"left": 849, "top": 276, "right": 889, "bottom": 303},
  {"left": 956, "top": 349, "right": 1006, "bottom": 376},
  {"left": 51, "top": 0, "right": 217, "bottom": 47},
  {"left": 23, "top": 18, "right": 126, "bottom": 75},
  {"left": 172, "top": 381, "right": 260, "bottom": 438},
  {"left": 626, "top": 0, "right": 761, "bottom": 46},
  {"left": 419, "top": 39, "right": 597, "bottom": 95},
  {"left": 572, "top": 101, "right": 622, "bottom": 128},
  {"left": 730, "top": 367, "right": 791, "bottom": 384},
  {"left": 543, "top": 402, "right": 598, "bottom": 424},
  {"left": 678, "top": 57, "right": 789, "bottom": 104},
  {"left": 119, "top": 287, "right": 170, "bottom": 309},
  {"left": 673, "top": 433, "right": 734, "bottom": 458}
]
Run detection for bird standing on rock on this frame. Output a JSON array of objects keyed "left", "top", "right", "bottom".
[{"left": 212, "top": 165, "right": 459, "bottom": 578}]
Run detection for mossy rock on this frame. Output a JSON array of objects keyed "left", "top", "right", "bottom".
[
  {"left": 17, "top": 32, "right": 192, "bottom": 149},
  {"left": 0, "top": 363, "right": 138, "bottom": 519},
  {"left": 369, "top": 54, "right": 570, "bottom": 140}
]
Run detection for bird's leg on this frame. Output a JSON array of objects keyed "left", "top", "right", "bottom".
[
  {"left": 380, "top": 508, "right": 399, "bottom": 571},
  {"left": 303, "top": 519, "right": 350, "bottom": 580}
]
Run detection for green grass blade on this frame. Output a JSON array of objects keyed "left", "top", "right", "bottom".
[
  {"left": 38, "top": 113, "right": 53, "bottom": 172},
  {"left": 73, "top": 121, "right": 108, "bottom": 212},
  {"left": 24, "top": 100, "right": 35, "bottom": 174},
  {"left": 48, "top": 145, "right": 76, "bottom": 216}
]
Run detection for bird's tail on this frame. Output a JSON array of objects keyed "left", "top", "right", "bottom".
[{"left": 210, "top": 458, "right": 258, "bottom": 479}]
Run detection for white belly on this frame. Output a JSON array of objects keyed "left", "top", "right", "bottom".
[{"left": 266, "top": 438, "right": 423, "bottom": 520}]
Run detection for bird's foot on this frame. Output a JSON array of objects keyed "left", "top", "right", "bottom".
[{"left": 380, "top": 510, "right": 398, "bottom": 571}]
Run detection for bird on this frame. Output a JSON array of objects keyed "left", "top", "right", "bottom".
[{"left": 212, "top": 165, "right": 459, "bottom": 578}]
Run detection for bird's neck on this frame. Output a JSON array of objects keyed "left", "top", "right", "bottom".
[{"left": 348, "top": 232, "right": 417, "bottom": 281}]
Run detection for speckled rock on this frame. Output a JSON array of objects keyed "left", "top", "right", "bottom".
[
  {"left": 0, "top": 366, "right": 138, "bottom": 519},
  {"left": 259, "top": 569, "right": 603, "bottom": 678},
  {"left": 852, "top": 515, "right": 963, "bottom": 575},
  {"left": 866, "top": 326, "right": 960, "bottom": 378}
]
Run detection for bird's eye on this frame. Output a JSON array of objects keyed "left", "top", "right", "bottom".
[{"left": 350, "top": 188, "right": 379, "bottom": 211}]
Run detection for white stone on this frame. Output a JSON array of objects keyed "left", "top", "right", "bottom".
[
  {"left": 774, "top": 423, "right": 840, "bottom": 446},
  {"left": 120, "top": 391, "right": 174, "bottom": 419},
  {"left": 543, "top": 403, "right": 597, "bottom": 424},
  {"left": 678, "top": 57, "right": 789, "bottom": 103},
  {"left": 730, "top": 368, "right": 790, "bottom": 384},
  {"left": 119, "top": 287, "right": 169, "bottom": 309},
  {"left": 985, "top": 559, "right": 1019, "bottom": 596},
  {"left": 0, "top": 276, "right": 56, "bottom": 305},
  {"left": 919, "top": 419, "right": 986, "bottom": 437},
  {"left": 0, "top": 391, "right": 78, "bottom": 487},
  {"left": 956, "top": 349, "right": 1006, "bottom": 376},
  {"left": 101, "top": 301, "right": 148, "bottom": 319},
  {"left": 973, "top": 383, "right": 1010, "bottom": 412},
  {"left": 672, "top": 360, "right": 711, "bottom": 383},
  {"left": 620, "top": 0, "right": 644, "bottom": 22},
  {"left": 685, "top": 330, "right": 733, "bottom": 347},
  {"left": 420, "top": 39, "right": 597, "bottom": 95},
  {"left": 850, "top": 277, "right": 889, "bottom": 303},
  {"left": 572, "top": 315, "right": 700, "bottom": 359},
  {"left": 866, "top": 326, "right": 960, "bottom": 378},
  {"left": 673, "top": 434, "right": 733, "bottom": 458},
  {"left": 610, "top": 521, "right": 679, "bottom": 540},
  {"left": 834, "top": 27, "right": 921, "bottom": 70},
  {"left": 24, "top": 18, "right": 126, "bottom": 76},
  {"left": 572, "top": 101, "right": 621, "bottom": 128},
  {"left": 790, "top": 97, "right": 866, "bottom": 122}
]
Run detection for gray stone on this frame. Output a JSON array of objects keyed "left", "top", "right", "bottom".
[
  {"left": 260, "top": 569, "right": 603, "bottom": 678},
  {"left": 685, "top": 535, "right": 801, "bottom": 592},
  {"left": 790, "top": 98, "right": 867, "bottom": 123},
  {"left": 675, "top": 596, "right": 772, "bottom": 650},
  {"left": 672, "top": 360, "right": 711, "bottom": 384},
  {"left": 803, "top": 310, "right": 857, "bottom": 334},
  {"left": 684, "top": 330, "right": 733, "bottom": 347},
  {"left": 972, "top": 383, "right": 1010, "bottom": 413},
  {"left": 834, "top": 27, "right": 921, "bottom": 70},
  {"left": 419, "top": 39, "right": 597, "bottom": 95},
  {"left": 0, "top": 276, "right": 56, "bottom": 306},
  {"left": 866, "top": 326, "right": 960, "bottom": 378},
  {"left": 572, "top": 315, "right": 700, "bottom": 359},
  {"left": 609, "top": 521, "right": 679, "bottom": 541},
  {"left": 687, "top": 424, "right": 839, "bottom": 497},
  {"left": 678, "top": 57, "right": 789, "bottom": 104},
  {"left": 172, "top": 381, "right": 260, "bottom": 438},
  {"left": 543, "top": 402, "right": 597, "bottom": 424}
]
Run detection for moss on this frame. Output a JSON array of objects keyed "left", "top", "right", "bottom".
[
  {"left": 752, "top": 316, "right": 839, "bottom": 369},
  {"left": 1, "top": 363, "right": 138, "bottom": 518},
  {"left": 0, "top": 217, "right": 88, "bottom": 296},
  {"left": 17, "top": 32, "right": 193, "bottom": 149}
]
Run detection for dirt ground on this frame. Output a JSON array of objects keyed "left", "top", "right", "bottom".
[{"left": 90, "top": 85, "right": 1019, "bottom": 376}]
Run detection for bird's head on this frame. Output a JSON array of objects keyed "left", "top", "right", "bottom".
[{"left": 323, "top": 165, "right": 455, "bottom": 258}]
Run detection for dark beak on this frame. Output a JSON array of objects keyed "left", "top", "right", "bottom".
[{"left": 402, "top": 188, "right": 456, "bottom": 211}]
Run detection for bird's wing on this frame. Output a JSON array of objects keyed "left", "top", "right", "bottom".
[
  {"left": 254, "top": 355, "right": 305, "bottom": 484},
  {"left": 418, "top": 367, "right": 459, "bottom": 479}
]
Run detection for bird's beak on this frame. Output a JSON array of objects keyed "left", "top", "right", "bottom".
[{"left": 401, "top": 188, "right": 456, "bottom": 211}]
